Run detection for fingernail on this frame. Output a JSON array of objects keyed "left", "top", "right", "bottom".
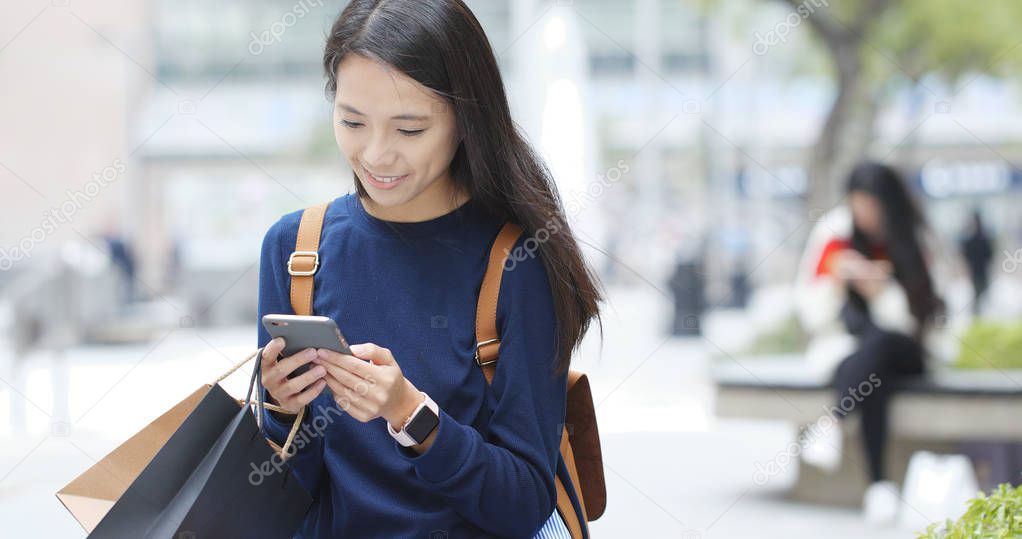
[
  {"left": 305, "top": 349, "right": 317, "bottom": 358},
  {"left": 318, "top": 349, "right": 329, "bottom": 358},
  {"left": 313, "top": 366, "right": 325, "bottom": 376}
]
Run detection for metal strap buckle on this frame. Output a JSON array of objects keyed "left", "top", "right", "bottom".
[
  {"left": 287, "top": 251, "right": 320, "bottom": 276},
  {"left": 474, "top": 338, "right": 500, "bottom": 366}
]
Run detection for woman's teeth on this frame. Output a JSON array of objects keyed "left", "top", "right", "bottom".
[{"left": 365, "top": 166, "right": 406, "bottom": 184}]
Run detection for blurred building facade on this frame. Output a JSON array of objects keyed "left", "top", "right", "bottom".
[{"left": 3, "top": 0, "right": 1021, "bottom": 332}]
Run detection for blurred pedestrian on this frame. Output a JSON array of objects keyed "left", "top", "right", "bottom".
[
  {"left": 793, "top": 162, "right": 946, "bottom": 524},
  {"left": 960, "top": 209, "right": 994, "bottom": 316}
]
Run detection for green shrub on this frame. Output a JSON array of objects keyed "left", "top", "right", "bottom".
[
  {"left": 953, "top": 321, "right": 1022, "bottom": 370},
  {"left": 742, "top": 315, "right": 808, "bottom": 356},
  {"left": 916, "top": 483, "right": 1022, "bottom": 538}
]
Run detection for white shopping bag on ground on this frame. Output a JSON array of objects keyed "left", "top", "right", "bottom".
[{"left": 898, "top": 451, "right": 979, "bottom": 530}]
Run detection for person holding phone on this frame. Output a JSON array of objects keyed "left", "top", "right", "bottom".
[
  {"left": 793, "top": 162, "right": 951, "bottom": 524},
  {"left": 255, "top": 2, "right": 603, "bottom": 537}
]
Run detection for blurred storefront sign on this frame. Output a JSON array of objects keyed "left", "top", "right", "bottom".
[{"left": 917, "top": 159, "right": 1022, "bottom": 198}]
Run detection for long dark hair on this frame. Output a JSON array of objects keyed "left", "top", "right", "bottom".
[
  {"left": 323, "top": 0, "right": 603, "bottom": 376},
  {"left": 846, "top": 162, "right": 942, "bottom": 337}
]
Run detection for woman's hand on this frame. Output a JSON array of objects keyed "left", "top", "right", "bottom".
[
  {"left": 261, "top": 337, "right": 328, "bottom": 415},
  {"left": 313, "top": 343, "right": 422, "bottom": 428},
  {"left": 834, "top": 250, "right": 892, "bottom": 297}
]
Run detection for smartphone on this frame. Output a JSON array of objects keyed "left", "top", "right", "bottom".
[{"left": 261, "top": 314, "right": 353, "bottom": 379}]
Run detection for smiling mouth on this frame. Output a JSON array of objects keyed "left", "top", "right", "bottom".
[{"left": 362, "top": 164, "right": 408, "bottom": 184}]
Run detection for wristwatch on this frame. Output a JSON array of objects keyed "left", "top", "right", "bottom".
[{"left": 387, "top": 391, "right": 439, "bottom": 447}]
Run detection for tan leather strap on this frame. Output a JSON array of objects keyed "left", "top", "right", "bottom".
[
  {"left": 289, "top": 202, "right": 330, "bottom": 317},
  {"left": 560, "top": 425, "right": 588, "bottom": 521},
  {"left": 475, "top": 223, "right": 523, "bottom": 383},
  {"left": 475, "top": 223, "right": 589, "bottom": 538},
  {"left": 556, "top": 425, "right": 585, "bottom": 538},
  {"left": 249, "top": 201, "right": 329, "bottom": 461}
]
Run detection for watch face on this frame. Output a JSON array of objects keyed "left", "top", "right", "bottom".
[{"left": 405, "top": 407, "right": 439, "bottom": 444}]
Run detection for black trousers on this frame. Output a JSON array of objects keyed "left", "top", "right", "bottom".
[{"left": 832, "top": 329, "right": 925, "bottom": 482}]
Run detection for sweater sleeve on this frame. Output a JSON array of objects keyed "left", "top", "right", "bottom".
[
  {"left": 391, "top": 235, "right": 568, "bottom": 538},
  {"left": 256, "top": 216, "right": 328, "bottom": 497}
]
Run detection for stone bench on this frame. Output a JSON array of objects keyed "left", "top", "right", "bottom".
[{"left": 713, "top": 355, "right": 1022, "bottom": 506}]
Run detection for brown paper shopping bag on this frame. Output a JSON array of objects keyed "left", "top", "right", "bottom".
[
  {"left": 55, "top": 348, "right": 305, "bottom": 535},
  {"left": 56, "top": 386, "right": 209, "bottom": 533}
]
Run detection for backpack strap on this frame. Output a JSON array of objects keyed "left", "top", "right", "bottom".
[
  {"left": 474, "top": 225, "right": 589, "bottom": 538},
  {"left": 474, "top": 223, "right": 523, "bottom": 383},
  {"left": 289, "top": 202, "right": 330, "bottom": 315}
]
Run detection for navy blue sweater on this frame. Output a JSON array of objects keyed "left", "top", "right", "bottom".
[{"left": 256, "top": 193, "right": 575, "bottom": 538}]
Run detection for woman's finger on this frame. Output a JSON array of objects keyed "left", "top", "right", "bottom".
[
  {"left": 261, "top": 337, "right": 285, "bottom": 372},
  {"left": 349, "top": 343, "right": 396, "bottom": 366},
  {"left": 333, "top": 383, "right": 368, "bottom": 415},
  {"left": 317, "top": 349, "right": 375, "bottom": 379},
  {"left": 321, "top": 362, "right": 375, "bottom": 396},
  {"left": 289, "top": 378, "right": 327, "bottom": 409},
  {"left": 274, "top": 347, "right": 319, "bottom": 379},
  {"left": 281, "top": 364, "right": 327, "bottom": 397}
]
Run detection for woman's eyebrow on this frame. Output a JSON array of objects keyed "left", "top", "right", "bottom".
[{"left": 336, "top": 102, "right": 430, "bottom": 121}]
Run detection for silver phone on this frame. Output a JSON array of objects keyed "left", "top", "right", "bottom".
[{"left": 261, "top": 314, "right": 353, "bottom": 379}]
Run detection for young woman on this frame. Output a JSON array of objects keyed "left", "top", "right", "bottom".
[
  {"left": 255, "top": 1, "right": 602, "bottom": 537},
  {"left": 794, "top": 162, "right": 946, "bottom": 523}
]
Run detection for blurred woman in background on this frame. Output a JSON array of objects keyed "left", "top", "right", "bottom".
[{"left": 794, "top": 162, "right": 946, "bottom": 524}]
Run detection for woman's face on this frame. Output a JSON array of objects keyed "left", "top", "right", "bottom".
[
  {"left": 333, "top": 54, "right": 463, "bottom": 221},
  {"left": 849, "top": 190, "right": 884, "bottom": 241}
]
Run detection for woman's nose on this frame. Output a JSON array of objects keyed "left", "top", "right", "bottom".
[{"left": 362, "top": 134, "right": 397, "bottom": 167}]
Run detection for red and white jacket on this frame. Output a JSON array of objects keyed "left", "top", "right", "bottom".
[{"left": 793, "top": 206, "right": 957, "bottom": 375}]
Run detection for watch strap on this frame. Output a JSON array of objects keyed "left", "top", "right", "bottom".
[{"left": 388, "top": 392, "right": 438, "bottom": 447}]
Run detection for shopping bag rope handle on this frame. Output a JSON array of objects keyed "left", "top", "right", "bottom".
[{"left": 217, "top": 347, "right": 306, "bottom": 460}]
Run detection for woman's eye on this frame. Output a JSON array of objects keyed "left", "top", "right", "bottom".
[
  {"left": 398, "top": 129, "right": 425, "bottom": 137},
  {"left": 340, "top": 120, "right": 363, "bottom": 128}
]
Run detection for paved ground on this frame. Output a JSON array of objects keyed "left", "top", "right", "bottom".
[{"left": 0, "top": 285, "right": 921, "bottom": 538}]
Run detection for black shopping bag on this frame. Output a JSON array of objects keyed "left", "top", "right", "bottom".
[{"left": 85, "top": 349, "right": 313, "bottom": 538}]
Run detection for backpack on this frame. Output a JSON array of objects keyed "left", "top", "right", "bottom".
[{"left": 287, "top": 202, "right": 606, "bottom": 538}]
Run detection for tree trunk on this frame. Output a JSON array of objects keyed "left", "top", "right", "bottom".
[{"left": 807, "top": 46, "right": 878, "bottom": 212}]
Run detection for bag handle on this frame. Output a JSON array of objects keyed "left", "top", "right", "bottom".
[
  {"left": 213, "top": 348, "right": 305, "bottom": 460},
  {"left": 474, "top": 223, "right": 523, "bottom": 383}
]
